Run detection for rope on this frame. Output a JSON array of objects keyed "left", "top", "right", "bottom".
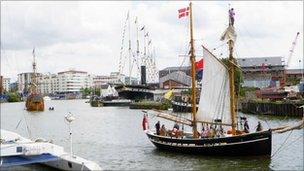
[
  {"left": 274, "top": 134, "right": 303, "bottom": 158},
  {"left": 271, "top": 130, "right": 293, "bottom": 158},
  {"left": 212, "top": 43, "right": 226, "bottom": 52}
]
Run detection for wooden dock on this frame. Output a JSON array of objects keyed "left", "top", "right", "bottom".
[{"left": 240, "top": 100, "right": 303, "bottom": 117}]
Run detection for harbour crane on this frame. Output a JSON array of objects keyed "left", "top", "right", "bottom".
[
  {"left": 282, "top": 32, "right": 300, "bottom": 86},
  {"left": 258, "top": 32, "right": 300, "bottom": 100},
  {"left": 286, "top": 32, "right": 300, "bottom": 67}
]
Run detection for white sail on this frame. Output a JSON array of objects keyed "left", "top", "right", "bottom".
[
  {"left": 197, "top": 47, "right": 232, "bottom": 125},
  {"left": 111, "top": 86, "right": 118, "bottom": 97}
]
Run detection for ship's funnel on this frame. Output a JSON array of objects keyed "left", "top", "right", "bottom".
[{"left": 141, "top": 65, "right": 146, "bottom": 85}]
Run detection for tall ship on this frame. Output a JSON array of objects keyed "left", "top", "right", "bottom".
[
  {"left": 143, "top": 3, "right": 273, "bottom": 156},
  {"left": 115, "top": 12, "right": 158, "bottom": 101},
  {"left": 25, "top": 48, "right": 44, "bottom": 111}
]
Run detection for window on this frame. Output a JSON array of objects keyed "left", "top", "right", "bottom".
[{"left": 16, "top": 146, "right": 23, "bottom": 153}]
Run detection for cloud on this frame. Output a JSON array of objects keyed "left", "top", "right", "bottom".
[{"left": 1, "top": 1, "right": 303, "bottom": 82}]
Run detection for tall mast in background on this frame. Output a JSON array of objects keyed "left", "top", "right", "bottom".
[
  {"left": 189, "top": 2, "right": 198, "bottom": 138},
  {"left": 128, "top": 12, "right": 132, "bottom": 85}
]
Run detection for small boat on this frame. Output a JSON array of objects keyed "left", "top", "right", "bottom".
[
  {"left": 48, "top": 107, "right": 54, "bottom": 110},
  {"left": 90, "top": 95, "right": 104, "bottom": 107},
  {"left": 25, "top": 48, "right": 44, "bottom": 111},
  {"left": 0, "top": 129, "right": 101, "bottom": 170},
  {"left": 43, "top": 96, "right": 52, "bottom": 101},
  {"left": 143, "top": 3, "right": 272, "bottom": 156}
]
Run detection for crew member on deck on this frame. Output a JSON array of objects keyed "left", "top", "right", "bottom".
[
  {"left": 219, "top": 126, "right": 225, "bottom": 137},
  {"left": 155, "top": 121, "right": 161, "bottom": 135},
  {"left": 173, "top": 122, "right": 180, "bottom": 130},
  {"left": 160, "top": 124, "right": 167, "bottom": 136},
  {"left": 172, "top": 122, "right": 180, "bottom": 137},
  {"left": 244, "top": 120, "right": 250, "bottom": 133},
  {"left": 142, "top": 114, "right": 148, "bottom": 130},
  {"left": 256, "top": 121, "right": 263, "bottom": 132}
]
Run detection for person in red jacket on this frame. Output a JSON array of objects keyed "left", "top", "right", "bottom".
[{"left": 142, "top": 114, "right": 148, "bottom": 130}]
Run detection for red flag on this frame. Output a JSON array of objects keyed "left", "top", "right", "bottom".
[
  {"left": 178, "top": 7, "right": 189, "bottom": 18},
  {"left": 195, "top": 58, "right": 204, "bottom": 71}
]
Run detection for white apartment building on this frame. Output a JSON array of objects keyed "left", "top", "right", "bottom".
[
  {"left": 18, "top": 70, "right": 93, "bottom": 95},
  {"left": 38, "top": 73, "right": 59, "bottom": 94},
  {"left": 2, "top": 78, "right": 11, "bottom": 92},
  {"left": 56, "top": 70, "right": 93, "bottom": 93},
  {"left": 92, "top": 72, "right": 126, "bottom": 88}
]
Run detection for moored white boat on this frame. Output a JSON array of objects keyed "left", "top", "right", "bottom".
[
  {"left": 43, "top": 96, "right": 52, "bottom": 101},
  {"left": 0, "top": 129, "right": 101, "bottom": 170}
]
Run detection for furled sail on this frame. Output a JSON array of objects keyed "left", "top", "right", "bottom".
[
  {"left": 220, "top": 25, "right": 237, "bottom": 46},
  {"left": 197, "top": 46, "right": 232, "bottom": 125}
]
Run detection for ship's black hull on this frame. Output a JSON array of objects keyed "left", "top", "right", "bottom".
[
  {"left": 171, "top": 100, "right": 198, "bottom": 113},
  {"left": 115, "top": 85, "right": 154, "bottom": 100},
  {"left": 118, "top": 91, "right": 154, "bottom": 101},
  {"left": 146, "top": 130, "right": 272, "bottom": 156}
]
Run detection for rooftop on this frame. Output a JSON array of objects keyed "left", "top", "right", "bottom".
[
  {"left": 286, "top": 69, "right": 304, "bottom": 74},
  {"left": 237, "top": 56, "right": 284, "bottom": 67},
  {"left": 58, "top": 70, "right": 87, "bottom": 75},
  {"left": 161, "top": 66, "right": 190, "bottom": 71}
]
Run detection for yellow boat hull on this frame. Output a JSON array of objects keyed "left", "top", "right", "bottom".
[{"left": 26, "top": 94, "right": 44, "bottom": 111}]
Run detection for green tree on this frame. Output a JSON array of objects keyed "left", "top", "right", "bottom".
[
  {"left": 80, "top": 87, "right": 93, "bottom": 97},
  {"left": 7, "top": 92, "right": 21, "bottom": 102}
]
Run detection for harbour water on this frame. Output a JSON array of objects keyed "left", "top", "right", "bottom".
[{"left": 1, "top": 99, "right": 303, "bottom": 170}]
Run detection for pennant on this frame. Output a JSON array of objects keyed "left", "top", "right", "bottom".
[
  {"left": 145, "top": 32, "right": 149, "bottom": 37},
  {"left": 178, "top": 7, "right": 189, "bottom": 19}
]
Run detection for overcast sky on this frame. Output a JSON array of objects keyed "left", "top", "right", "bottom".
[{"left": 1, "top": 1, "right": 303, "bottom": 82}]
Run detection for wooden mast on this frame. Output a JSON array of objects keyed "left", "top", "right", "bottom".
[
  {"left": 189, "top": 2, "right": 198, "bottom": 138},
  {"left": 228, "top": 40, "right": 237, "bottom": 135},
  {"left": 228, "top": 11, "right": 237, "bottom": 135},
  {"left": 32, "top": 48, "right": 37, "bottom": 94}
]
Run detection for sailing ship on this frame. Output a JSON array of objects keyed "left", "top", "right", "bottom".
[
  {"left": 25, "top": 48, "right": 44, "bottom": 111},
  {"left": 143, "top": 3, "right": 272, "bottom": 156},
  {"left": 115, "top": 12, "right": 157, "bottom": 101}
]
